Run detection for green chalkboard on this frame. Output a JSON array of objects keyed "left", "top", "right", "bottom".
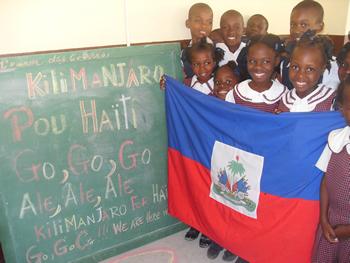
[{"left": 0, "top": 43, "right": 185, "bottom": 262}]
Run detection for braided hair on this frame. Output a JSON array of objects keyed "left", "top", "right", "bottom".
[
  {"left": 336, "top": 42, "right": 350, "bottom": 66},
  {"left": 186, "top": 37, "right": 224, "bottom": 65},
  {"left": 246, "top": 33, "right": 283, "bottom": 54},
  {"left": 293, "top": 30, "right": 334, "bottom": 70}
]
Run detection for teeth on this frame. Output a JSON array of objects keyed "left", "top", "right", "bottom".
[
  {"left": 228, "top": 37, "right": 236, "bottom": 40},
  {"left": 200, "top": 31, "right": 207, "bottom": 35},
  {"left": 255, "top": 73, "right": 264, "bottom": 77},
  {"left": 296, "top": 81, "right": 306, "bottom": 85}
]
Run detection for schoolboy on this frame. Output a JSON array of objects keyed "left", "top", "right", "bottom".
[
  {"left": 216, "top": 10, "right": 245, "bottom": 67},
  {"left": 246, "top": 14, "right": 269, "bottom": 39},
  {"left": 182, "top": 3, "right": 213, "bottom": 78}
]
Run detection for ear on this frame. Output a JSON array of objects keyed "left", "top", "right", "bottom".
[
  {"left": 317, "top": 21, "right": 324, "bottom": 33},
  {"left": 185, "top": 19, "right": 190, "bottom": 29}
]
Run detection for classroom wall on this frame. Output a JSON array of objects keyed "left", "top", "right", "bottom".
[{"left": 0, "top": 0, "right": 349, "bottom": 55}]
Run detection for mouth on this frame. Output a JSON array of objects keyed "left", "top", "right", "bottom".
[
  {"left": 227, "top": 36, "right": 236, "bottom": 40},
  {"left": 253, "top": 72, "right": 265, "bottom": 78},
  {"left": 294, "top": 81, "right": 308, "bottom": 88},
  {"left": 199, "top": 31, "right": 207, "bottom": 36}
]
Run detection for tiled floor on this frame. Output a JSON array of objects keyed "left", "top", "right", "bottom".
[{"left": 101, "top": 229, "right": 240, "bottom": 263}]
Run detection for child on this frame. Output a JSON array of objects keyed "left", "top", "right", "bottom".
[
  {"left": 245, "top": 14, "right": 269, "bottom": 39},
  {"left": 216, "top": 10, "right": 246, "bottom": 67},
  {"left": 177, "top": 39, "right": 222, "bottom": 248},
  {"left": 225, "top": 34, "right": 287, "bottom": 113},
  {"left": 237, "top": 14, "right": 270, "bottom": 81},
  {"left": 213, "top": 61, "right": 240, "bottom": 100},
  {"left": 182, "top": 3, "right": 213, "bottom": 79},
  {"left": 311, "top": 77, "right": 350, "bottom": 262},
  {"left": 289, "top": 0, "right": 324, "bottom": 44},
  {"left": 337, "top": 42, "right": 350, "bottom": 82},
  {"left": 281, "top": 1, "right": 339, "bottom": 90},
  {"left": 278, "top": 35, "right": 336, "bottom": 112},
  {"left": 183, "top": 39, "right": 222, "bottom": 95},
  {"left": 207, "top": 62, "right": 245, "bottom": 263}
]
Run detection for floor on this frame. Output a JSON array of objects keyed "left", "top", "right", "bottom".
[{"left": 101, "top": 229, "right": 241, "bottom": 263}]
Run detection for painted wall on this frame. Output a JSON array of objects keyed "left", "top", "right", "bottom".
[{"left": 0, "top": 0, "right": 349, "bottom": 55}]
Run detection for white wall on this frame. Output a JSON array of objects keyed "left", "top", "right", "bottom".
[{"left": 0, "top": 0, "right": 349, "bottom": 55}]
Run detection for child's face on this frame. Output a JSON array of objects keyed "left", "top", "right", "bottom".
[
  {"left": 338, "top": 51, "right": 350, "bottom": 82},
  {"left": 190, "top": 50, "right": 215, "bottom": 83},
  {"left": 220, "top": 13, "right": 244, "bottom": 51},
  {"left": 186, "top": 7, "right": 213, "bottom": 43},
  {"left": 247, "top": 43, "right": 279, "bottom": 89},
  {"left": 290, "top": 8, "right": 323, "bottom": 41},
  {"left": 246, "top": 16, "right": 268, "bottom": 38},
  {"left": 214, "top": 67, "right": 239, "bottom": 100},
  {"left": 339, "top": 87, "right": 350, "bottom": 126},
  {"left": 289, "top": 46, "right": 326, "bottom": 98}
]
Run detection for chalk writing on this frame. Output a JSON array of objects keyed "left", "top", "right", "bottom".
[{"left": 0, "top": 43, "right": 182, "bottom": 263}]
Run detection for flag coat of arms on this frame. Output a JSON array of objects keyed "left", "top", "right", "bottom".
[{"left": 165, "top": 76, "right": 345, "bottom": 263}]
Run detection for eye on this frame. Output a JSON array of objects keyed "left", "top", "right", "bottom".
[
  {"left": 290, "top": 64, "right": 299, "bottom": 71},
  {"left": 290, "top": 23, "right": 295, "bottom": 28},
  {"left": 305, "top": 67, "right": 315, "bottom": 73},
  {"left": 301, "top": 23, "right": 308, "bottom": 28},
  {"left": 192, "top": 63, "right": 199, "bottom": 67},
  {"left": 263, "top": 59, "right": 271, "bottom": 64},
  {"left": 214, "top": 80, "right": 221, "bottom": 85},
  {"left": 204, "top": 61, "right": 212, "bottom": 66},
  {"left": 225, "top": 80, "right": 232, "bottom": 85},
  {"left": 248, "top": 59, "right": 256, "bottom": 65}
]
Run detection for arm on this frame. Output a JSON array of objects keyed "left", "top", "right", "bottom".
[
  {"left": 319, "top": 175, "right": 338, "bottom": 243},
  {"left": 334, "top": 225, "right": 350, "bottom": 240}
]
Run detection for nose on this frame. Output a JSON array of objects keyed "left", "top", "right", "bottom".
[{"left": 295, "top": 69, "right": 305, "bottom": 80}]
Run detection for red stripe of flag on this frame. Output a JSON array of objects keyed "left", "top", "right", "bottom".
[{"left": 168, "top": 148, "right": 319, "bottom": 263}]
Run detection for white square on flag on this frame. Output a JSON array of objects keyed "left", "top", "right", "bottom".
[{"left": 210, "top": 141, "right": 264, "bottom": 219}]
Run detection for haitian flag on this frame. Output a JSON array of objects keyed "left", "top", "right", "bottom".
[{"left": 165, "top": 76, "right": 345, "bottom": 263}]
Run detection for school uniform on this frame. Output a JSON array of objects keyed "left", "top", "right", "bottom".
[
  {"left": 277, "top": 84, "right": 336, "bottom": 112},
  {"left": 181, "top": 37, "right": 213, "bottom": 79},
  {"left": 216, "top": 42, "right": 246, "bottom": 67},
  {"left": 184, "top": 75, "right": 214, "bottom": 95},
  {"left": 225, "top": 79, "right": 287, "bottom": 113},
  {"left": 312, "top": 126, "right": 350, "bottom": 262},
  {"left": 280, "top": 58, "right": 340, "bottom": 90}
]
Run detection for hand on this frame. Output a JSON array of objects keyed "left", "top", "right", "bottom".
[
  {"left": 274, "top": 108, "right": 282, "bottom": 114},
  {"left": 160, "top": 75, "right": 166, "bottom": 90},
  {"left": 334, "top": 224, "right": 350, "bottom": 240},
  {"left": 321, "top": 220, "right": 338, "bottom": 243}
]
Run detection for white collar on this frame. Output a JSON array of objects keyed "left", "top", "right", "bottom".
[
  {"left": 328, "top": 126, "right": 350, "bottom": 154},
  {"left": 282, "top": 85, "right": 334, "bottom": 112},
  {"left": 190, "top": 75, "right": 214, "bottom": 95},
  {"left": 216, "top": 42, "right": 246, "bottom": 65},
  {"left": 234, "top": 79, "right": 287, "bottom": 104}
]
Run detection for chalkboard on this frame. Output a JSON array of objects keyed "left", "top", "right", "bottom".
[{"left": 0, "top": 43, "right": 185, "bottom": 263}]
